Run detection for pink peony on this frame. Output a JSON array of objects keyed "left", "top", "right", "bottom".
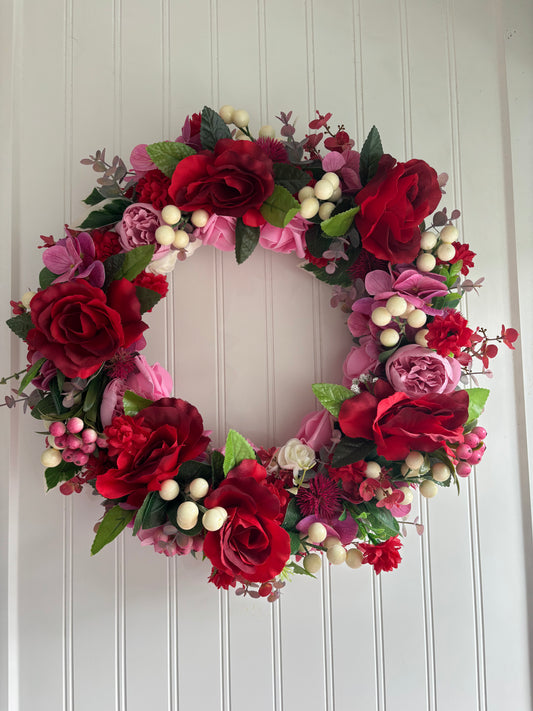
[
  {"left": 116, "top": 203, "right": 170, "bottom": 259},
  {"left": 296, "top": 408, "right": 334, "bottom": 451},
  {"left": 385, "top": 345, "right": 461, "bottom": 397},
  {"left": 259, "top": 214, "right": 311, "bottom": 258},
  {"left": 192, "top": 213, "right": 237, "bottom": 252}
]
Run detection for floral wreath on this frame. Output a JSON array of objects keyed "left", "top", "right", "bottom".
[{"left": 4, "top": 105, "right": 518, "bottom": 601}]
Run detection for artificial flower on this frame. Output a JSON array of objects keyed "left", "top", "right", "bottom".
[
  {"left": 359, "top": 536, "right": 402, "bottom": 574},
  {"left": 385, "top": 344, "right": 462, "bottom": 397}
]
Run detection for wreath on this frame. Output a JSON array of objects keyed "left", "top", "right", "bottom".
[{"left": 4, "top": 104, "right": 518, "bottom": 601}]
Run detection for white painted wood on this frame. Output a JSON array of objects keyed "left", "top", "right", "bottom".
[{"left": 2, "top": 0, "right": 531, "bottom": 709}]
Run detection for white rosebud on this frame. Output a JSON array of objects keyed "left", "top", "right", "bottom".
[
  {"left": 146, "top": 250, "right": 178, "bottom": 275},
  {"left": 277, "top": 438, "right": 316, "bottom": 471},
  {"left": 21, "top": 291, "right": 36, "bottom": 309}
]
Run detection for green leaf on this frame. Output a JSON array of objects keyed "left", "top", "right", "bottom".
[
  {"left": 360, "top": 502, "right": 400, "bottom": 538},
  {"left": 132, "top": 491, "right": 168, "bottom": 535},
  {"left": 311, "top": 383, "right": 354, "bottom": 417},
  {"left": 39, "top": 267, "right": 57, "bottom": 289},
  {"left": 45, "top": 460, "right": 79, "bottom": 491},
  {"left": 17, "top": 357, "right": 45, "bottom": 394},
  {"left": 303, "top": 261, "right": 353, "bottom": 288},
  {"left": 210, "top": 451, "right": 225, "bottom": 485},
  {"left": 288, "top": 531, "right": 301, "bottom": 555},
  {"left": 282, "top": 498, "right": 301, "bottom": 531},
  {"left": 83, "top": 187, "right": 106, "bottom": 206},
  {"left": 79, "top": 199, "right": 132, "bottom": 229},
  {"left": 103, "top": 253, "right": 126, "bottom": 289},
  {"left": 200, "top": 106, "right": 232, "bottom": 150},
  {"left": 465, "top": 387, "right": 490, "bottom": 425},
  {"left": 146, "top": 141, "right": 196, "bottom": 178},
  {"left": 235, "top": 219, "right": 260, "bottom": 264},
  {"left": 82, "top": 376, "right": 106, "bottom": 423},
  {"left": 260, "top": 185, "right": 300, "bottom": 228},
  {"left": 135, "top": 285, "right": 162, "bottom": 314},
  {"left": 175, "top": 460, "right": 212, "bottom": 484},
  {"left": 91, "top": 506, "right": 135, "bottom": 555},
  {"left": 123, "top": 390, "right": 153, "bottom": 416},
  {"left": 115, "top": 244, "right": 155, "bottom": 282},
  {"left": 272, "top": 162, "right": 310, "bottom": 193},
  {"left": 378, "top": 345, "right": 401, "bottom": 364},
  {"left": 359, "top": 126, "right": 383, "bottom": 185},
  {"left": 283, "top": 207, "right": 300, "bottom": 227},
  {"left": 285, "top": 561, "right": 315, "bottom": 578},
  {"left": 223, "top": 429, "right": 256, "bottom": 475},
  {"left": 331, "top": 436, "right": 376, "bottom": 467},
  {"left": 320, "top": 206, "right": 360, "bottom": 237},
  {"left": 6, "top": 313, "right": 34, "bottom": 340}
]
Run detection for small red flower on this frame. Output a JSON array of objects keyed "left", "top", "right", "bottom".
[
  {"left": 10, "top": 300, "right": 24, "bottom": 315},
  {"left": 358, "top": 536, "right": 402, "bottom": 574},
  {"left": 136, "top": 169, "right": 173, "bottom": 210},
  {"left": 304, "top": 247, "right": 329, "bottom": 268},
  {"left": 426, "top": 310, "right": 473, "bottom": 357},
  {"left": 501, "top": 325, "right": 519, "bottom": 350},
  {"left": 132, "top": 271, "right": 169, "bottom": 302},
  {"left": 451, "top": 242, "right": 476, "bottom": 275},
  {"left": 91, "top": 229, "right": 122, "bottom": 260},
  {"left": 327, "top": 460, "right": 367, "bottom": 485},
  {"left": 308, "top": 111, "right": 332, "bottom": 129},
  {"left": 208, "top": 568, "right": 237, "bottom": 590},
  {"left": 324, "top": 130, "right": 354, "bottom": 153}
]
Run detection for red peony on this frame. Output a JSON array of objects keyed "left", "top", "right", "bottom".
[
  {"left": 96, "top": 398, "right": 209, "bottom": 507},
  {"left": 91, "top": 229, "right": 122, "bottom": 260},
  {"left": 26, "top": 278, "right": 147, "bottom": 379},
  {"left": 359, "top": 536, "right": 402, "bottom": 574},
  {"left": 426, "top": 310, "right": 473, "bottom": 357},
  {"left": 169, "top": 139, "right": 274, "bottom": 225},
  {"left": 203, "top": 459, "right": 291, "bottom": 584},
  {"left": 135, "top": 168, "right": 173, "bottom": 210},
  {"left": 339, "top": 389, "right": 469, "bottom": 461},
  {"left": 355, "top": 155, "right": 442, "bottom": 263}
]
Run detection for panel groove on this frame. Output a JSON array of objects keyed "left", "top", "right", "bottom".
[
  {"left": 115, "top": 538, "right": 127, "bottom": 711},
  {"left": 419, "top": 497, "right": 437, "bottom": 711},
  {"left": 351, "top": 0, "right": 365, "bottom": 142},
  {"left": 372, "top": 575, "right": 386, "bottom": 711}
]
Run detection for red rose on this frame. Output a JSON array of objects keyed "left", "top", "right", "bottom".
[
  {"left": 203, "top": 459, "right": 291, "bottom": 584},
  {"left": 426, "top": 310, "right": 473, "bottom": 357},
  {"left": 168, "top": 139, "right": 274, "bottom": 225},
  {"left": 359, "top": 536, "right": 402, "bottom": 574},
  {"left": 26, "top": 278, "right": 147, "bottom": 379},
  {"left": 135, "top": 168, "right": 173, "bottom": 210},
  {"left": 339, "top": 390, "right": 469, "bottom": 461},
  {"left": 355, "top": 155, "right": 441, "bottom": 263},
  {"left": 96, "top": 398, "right": 209, "bottom": 507}
]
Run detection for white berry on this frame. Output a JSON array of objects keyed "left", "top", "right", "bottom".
[
  {"left": 416, "top": 253, "right": 436, "bottom": 272},
  {"left": 189, "top": 477, "right": 209, "bottom": 500},
  {"left": 258, "top": 124, "right": 275, "bottom": 138},
  {"left": 386, "top": 295, "right": 407, "bottom": 317},
  {"left": 380, "top": 328, "right": 400, "bottom": 347},
  {"left": 371, "top": 307, "right": 392, "bottom": 327},
  {"left": 365, "top": 461, "right": 382, "bottom": 479},
  {"left": 436, "top": 243, "right": 456, "bottom": 262},
  {"left": 318, "top": 201, "right": 335, "bottom": 221},
  {"left": 322, "top": 172, "right": 340, "bottom": 190},
  {"left": 327, "top": 544, "right": 347, "bottom": 565},
  {"left": 21, "top": 290, "right": 36, "bottom": 309},
  {"left": 323, "top": 536, "right": 340, "bottom": 549},
  {"left": 405, "top": 451, "right": 424, "bottom": 470},
  {"left": 176, "top": 501, "right": 199, "bottom": 530},
  {"left": 304, "top": 553, "right": 322, "bottom": 574},
  {"left": 41, "top": 448, "right": 62, "bottom": 468},
  {"left": 313, "top": 179, "right": 334, "bottom": 201},
  {"left": 420, "top": 480, "right": 439, "bottom": 498},
  {"left": 440, "top": 224, "right": 458, "bottom": 243},
  {"left": 191, "top": 209, "right": 209, "bottom": 228},
  {"left": 414, "top": 328, "right": 429, "bottom": 346},
  {"left": 331, "top": 186, "right": 342, "bottom": 201},
  {"left": 159, "top": 479, "right": 180, "bottom": 501},
  {"left": 298, "top": 186, "right": 315, "bottom": 202},
  {"left": 432, "top": 462, "right": 451, "bottom": 482},
  {"left": 155, "top": 224, "right": 175, "bottom": 246},
  {"left": 400, "top": 486, "right": 414, "bottom": 504},
  {"left": 346, "top": 548, "right": 364, "bottom": 569},
  {"left": 299, "top": 197, "right": 320, "bottom": 219},
  {"left": 219, "top": 105, "right": 234, "bottom": 123},
  {"left": 172, "top": 230, "right": 190, "bottom": 249},
  {"left": 307, "top": 522, "right": 328, "bottom": 544},
  {"left": 232, "top": 109, "right": 249, "bottom": 128},
  {"left": 161, "top": 205, "right": 181, "bottom": 225},
  {"left": 407, "top": 309, "right": 427, "bottom": 328},
  {"left": 202, "top": 506, "right": 228, "bottom": 532},
  {"left": 420, "top": 231, "right": 438, "bottom": 250}
]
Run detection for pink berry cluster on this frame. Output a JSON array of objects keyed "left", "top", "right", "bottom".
[
  {"left": 47, "top": 417, "right": 104, "bottom": 467},
  {"left": 454, "top": 425, "right": 487, "bottom": 477}
]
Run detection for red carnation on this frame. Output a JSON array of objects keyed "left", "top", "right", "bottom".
[
  {"left": 91, "top": 229, "right": 122, "bottom": 260},
  {"left": 203, "top": 459, "right": 291, "bottom": 585},
  {"left": 132, "top": 271, "right": 169, "bottom": 303},
  {"left": 26, "top": 278, "right": 147, "bottom": 379},
  {"left": 451, "top": 242, "right": 476, "bottom": 275},
  {"left": 358, "top": 536, "right": 402, "bottom": 574},
  {"left": 96, "top": 398, "right": 210, "bottom": 508},
  {"left": 169, "top": 139, "right": 274, "bottom": 226},
  {"left": 327, "top": 460, "right": 367, "bottom": 485},
  {"left": 355, "top": 155, "right": 442, "bottom": 263},
  {"left": 426, "top": 310, "right": 473, "bottom": 357},
  {"left": 136, "top": 168, "right": 173, "bottom": 210}
]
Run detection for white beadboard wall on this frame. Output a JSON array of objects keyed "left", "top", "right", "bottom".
[{"left": 1, "top": 1, "right": 532, "bottom": 710}]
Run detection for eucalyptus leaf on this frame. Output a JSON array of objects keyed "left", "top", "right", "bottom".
[{"left": 91, "top": 506, "right": 135, "bottom": 555}]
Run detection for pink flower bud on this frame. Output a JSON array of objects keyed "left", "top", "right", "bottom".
[
  {"left": 54, "top": 434, "right": 67, "bottom": 449},
  {"left": 96, "top": 437, "right": 108, "bottom": 448},
  {"left": 468, "top": 450, "right": 484, "bottom": 465}
]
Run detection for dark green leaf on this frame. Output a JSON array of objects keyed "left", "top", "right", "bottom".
[
  {"left": 359, "top": 126, "right": 383, "bottom": 185},
  {"left": 378, "top": 345, "right": 401, "bottom": 364},
  {"left": 200, "top": 106, "right": 232, "bottom": 150},
  {"left": 17, "top": 357, "right": 45, "bottom": 394},
  {"left": 49, "top": 376, "right": 65, "bottom": 415},
  {"left": 286, "top": 561, "right": 315, "bottom": 578},
  {"left": 39, "top": 267, "right": 57, "bottom": 289},
  {"left": 465, "top": 388, "right": 490, "bottom": 425},
  {"left": 331, "top": 436, "right": 376, "bottom": 467},
  {"left": 30, "top": 393, "right": 71, "bottom": 420},
  {"left": 146, "top": 141, "right": 196, "bottom": 178},
  {"left": 282, "top": 498, "right": 301, "bottom": 531},
  {"left": 360, "top": 501, "right": 400, "bottom": 538},
  {"left": 123, "top": 390, "right": 153, "bottom": 416},
  {"left": 45, "top": 460, "right": 79, "bottom": 491},
  {"left": 260, "top": 185, "right": 300, "bottom": 228},
  {"left": 91, "top": 506, "right": 135, "bottom": 555},
  {"left": 103, "top": 253, "right": 126, "bottom": 289},
  {"left": 288, "top": 530, "right": 301, "bottom": 555},
  {"left": 223, "top": 429, "right": 256, "bottom": 475},
  {"left": 311, "top": 383, "right": 354, "bottom": 417},
  {"left": 320, "top": 206, "right": 360, "bottom": 237},
  {"left": 306, "top": 224, "right": 334, "bottom": 256},
  {"left": 79, "top": 199, "right": 132, "bottom": 230},
  {"left": 6, "top": 313, "right": 34, "bottom": 340},
  {"left": 83, "top": 187, "right": 106, "bottom": 206},
  {"left": 210, "top": 451, "right": 225, "bottom": 485},
  {"left": 115, "top": 244, "right": 155, "bottom": 281},
  {"left": 135, "top": 285, "right": 162, "bottom": 314},
  {"left": 176, "top": 460, "right": 212, "bottom": 484},
  {"left": 303, "top": 261, "right": 353, "bottom": 288},
  {"left": 132, "top": 491, "right": 168, "bottom": 535},
  {"left": 272, "top": 162, "right": 310, "bottom": 193},
  {"left": 235, "top": 219, "right": 260, "bottom": 264}
]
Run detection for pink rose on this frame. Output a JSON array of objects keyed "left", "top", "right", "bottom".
[
  {"left": 259, "top": 214, "right": 310, "bottom": 258},
  {"left": 296, "top": 408, "right": 334, "bottom": 451},
  {"left": 116, "top": 203, "right": 169, "bottom": 259},
  {"left": 342, "top": 338, "right": 381, "bottom": 386},
  {"left": 130, "top": 144, "right": 156, "bottom": 178},
  {"left": 385, "top": 345, "right": 461, "bottom": 397},
  {"left": 193, "top": 213, "right": 237, "bottom": 252}
]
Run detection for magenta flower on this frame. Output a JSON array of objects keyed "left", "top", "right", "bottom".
[
  {"left": 365, "top": 268, "right": 448, "bottom": 315},
  {"left": 322, "top": 149, "right": 362, "bottom": 193},
  {"left": 42, "top": 232, "right": 104, "bottom": 287}
]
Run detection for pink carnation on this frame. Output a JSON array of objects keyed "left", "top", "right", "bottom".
[
  {"left": 259, "top": 214, "right": 311, "bottom": 258},
  {"left": 193, "top": 213, "right": 237, "bottom": 252},
  {"left": 385, "top": 345, "right": 461, "bottom": 397}
]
